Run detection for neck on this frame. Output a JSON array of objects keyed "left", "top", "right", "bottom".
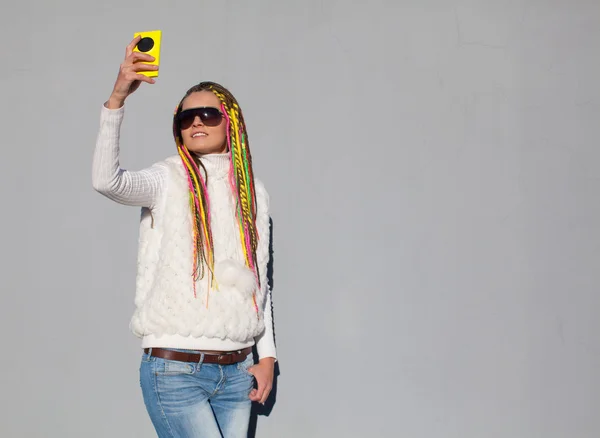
[{"left": 194, "top": 152, "right": 230, "bottom": 177}]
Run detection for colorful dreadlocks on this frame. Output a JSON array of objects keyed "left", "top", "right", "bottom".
[{"left": 172, "top": 82, "right": 259, "bottom": 311}]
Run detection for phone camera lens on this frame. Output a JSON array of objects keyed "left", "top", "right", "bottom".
[{"left": 137, "top": 37, "right": 155, "bottom": 52}]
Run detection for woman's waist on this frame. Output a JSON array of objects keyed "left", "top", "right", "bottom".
[{"left": 141, "top": 333, "right": 254, "bottom": 352}]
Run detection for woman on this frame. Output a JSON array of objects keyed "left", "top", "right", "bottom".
[{"left": 92, "top": 35, "right": 276, "bottom": 438}]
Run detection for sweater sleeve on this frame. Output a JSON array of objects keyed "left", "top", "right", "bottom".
[
  {"left": 255, "top": 287, "right": 277, "bottom": 360},
  {"left": 254, "top": 183, "right": 277, "bottom": 361},
  {"left": 92, "top": 104, "right": 166, "bottom": 208}
]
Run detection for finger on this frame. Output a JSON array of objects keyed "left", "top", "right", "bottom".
[
  {"left": 129, "top": 51, "right": 156, "bottom": 63},
  {"left": 121, "top": 67, "right": 156, "bottom": 82},
  {"left": 131, "top": 74, "right": 155, "bottom": 85},
  {"left": 253, "top": 379, "right": 266, "bottom": 403},
  {"left": 126, "top": 35, "right": 142, "bottom": 57},
  {"left": 249, "top": 388, "right": 259, "bottom": 401},
  {"left": 119, "top": 63, "right": 158, "bottom": 77},
  {"left": 259, "top": 386, "right": 272, "bottom": 405},
  {"left": 130, "top": 63, "right": 159, "bottom": 73}
]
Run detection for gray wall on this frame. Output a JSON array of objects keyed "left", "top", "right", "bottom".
[{"left": 1, "top": 1, "right": 599, "bottom": 437}]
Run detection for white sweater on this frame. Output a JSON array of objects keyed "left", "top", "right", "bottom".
[{"left": 92, "top": 104, "right": 276, "bottom": 360}]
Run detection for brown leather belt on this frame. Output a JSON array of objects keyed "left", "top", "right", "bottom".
[{"left": 144, "top": 347, "right": 252, "bottom": 365}]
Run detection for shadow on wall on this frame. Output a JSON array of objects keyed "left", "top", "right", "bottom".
[{"left": 248, "top": 217, "right": 280, "bottom": 438}]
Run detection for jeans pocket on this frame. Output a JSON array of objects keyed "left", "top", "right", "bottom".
[
  {"left": 237, "top": 354, "right": 255, "bottom": 377},
  {"left": 155, "top": 359, "right": 196, "bottom": 376},
  {"left": 141, "top": 351, "right": 155, "bottom": 363}
]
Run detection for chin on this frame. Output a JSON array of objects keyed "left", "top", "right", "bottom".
[{"left": 185, "top": 142, "right": 227, "bottom": 155}]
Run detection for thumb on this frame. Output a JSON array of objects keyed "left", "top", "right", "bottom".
[{"left": 247, "top": 365, "right": 255, "bottom": 375}]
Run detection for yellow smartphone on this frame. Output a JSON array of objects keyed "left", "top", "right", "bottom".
[{"left": 133, "top": 30, "right": 161, "bottom": 77}]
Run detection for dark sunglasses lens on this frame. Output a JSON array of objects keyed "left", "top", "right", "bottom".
[
  {"left": 178, "top": 111, "right": 196, "bottom": 129},
  {"left": 200, "top": 108, "right": 223, "bottom": 126},
  {"left": 178, "top": 108, "right": 222, "bottom": 129}
]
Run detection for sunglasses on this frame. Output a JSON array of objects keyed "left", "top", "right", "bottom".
[{"left": 176, "top": 107, "right": 224, "bottom": 129}]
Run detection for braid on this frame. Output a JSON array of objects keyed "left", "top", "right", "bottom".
[
  {"left": 173, "top": 81, "right": 260, "bottom": 311},
  {"left": 176, "top": 145, "right": 215, "bottom": 296}
]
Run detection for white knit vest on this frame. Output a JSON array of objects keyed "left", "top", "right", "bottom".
[{"left": 129, "top": 155, "right": 270, "bottom": 343}]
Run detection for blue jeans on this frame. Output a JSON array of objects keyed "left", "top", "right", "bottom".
[{"left": 139, "top": 349, "right": 255, "bottom": 438}]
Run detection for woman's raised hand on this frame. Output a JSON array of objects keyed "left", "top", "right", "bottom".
[{"left": 106, "top": 35, "right": 158, "bottom": 109}]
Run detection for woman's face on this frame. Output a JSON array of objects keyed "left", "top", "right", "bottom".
[{"left": 179, "top": 91, "right": 228, "bottom": 155}]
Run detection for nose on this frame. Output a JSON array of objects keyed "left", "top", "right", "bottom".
[{"left": 192, "top": 115, "right": 204, "bottom": 127}]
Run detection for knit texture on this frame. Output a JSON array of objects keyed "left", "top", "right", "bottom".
[
  {"left": 130, "top": 155, "right": 270, "bottom": 343},
  {"left": 92, "top": 105, "right": 276, "bottom": 359}
]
